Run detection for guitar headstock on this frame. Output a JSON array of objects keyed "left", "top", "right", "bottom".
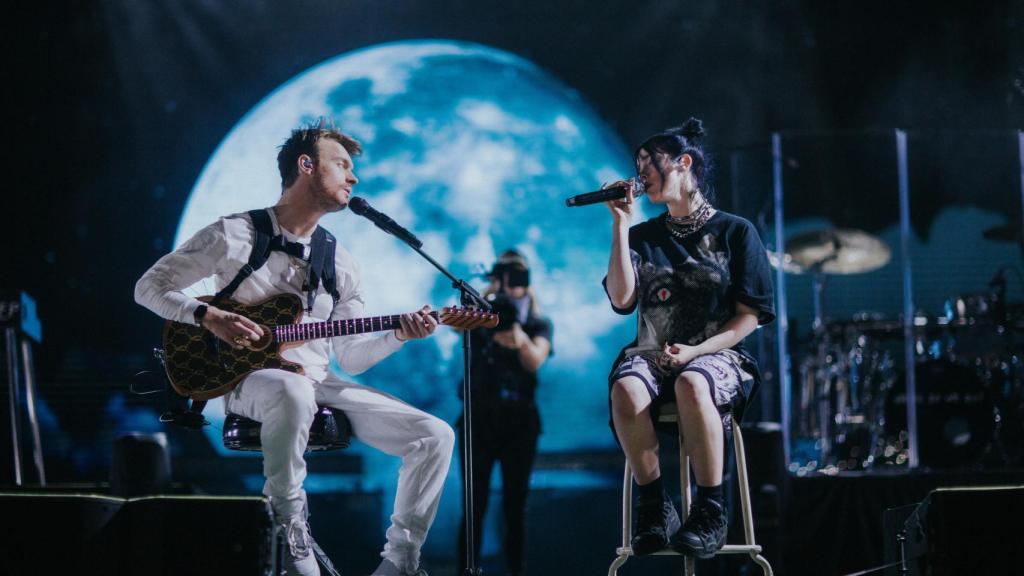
[{"left": 439, "top": 306, "right": 499, "bottom": 330}]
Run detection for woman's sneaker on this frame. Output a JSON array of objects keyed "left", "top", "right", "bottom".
[
  {"left": 631, "top": 491, "right": 682, "bottom": 555},
  {"left": 670, "top": 499, "right": 728, "bottom": 559}
]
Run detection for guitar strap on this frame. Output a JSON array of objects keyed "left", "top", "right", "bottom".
[
  {"left": 175, "top": 208, "right": 340, "bottom": 420},
  {"left": 210, "top": 209, "right": 275, "bottom": 306},
  {"left": 306, "top": 226, "right": 341, "bottom": 311},
  {"left": 212, "top": 209, "right": 340, "bottom": 309}
]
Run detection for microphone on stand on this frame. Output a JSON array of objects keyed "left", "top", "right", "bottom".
[
  {"left": 564, "top": 178, "right": 644, "bottom": 207},
  {"left": 348, "top": 196, "right": 423, "bottom": 249}
]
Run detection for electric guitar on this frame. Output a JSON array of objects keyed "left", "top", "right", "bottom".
[{"left": 162, "top": 294, "right": 497, "bottom": 400}]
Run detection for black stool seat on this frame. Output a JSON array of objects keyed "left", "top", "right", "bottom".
[{"left": 223, "top": 406, "right": 352, "bottom": 452}]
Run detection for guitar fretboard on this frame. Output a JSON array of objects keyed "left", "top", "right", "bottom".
[{"left": 274, "top": 311, "right": 441, "bottom": 343}]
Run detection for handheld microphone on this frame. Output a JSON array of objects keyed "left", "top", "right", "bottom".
[
  {"left": 348, "top": 196, "right": 423, "bottom": 249},
  {"left": 564, "top": 178, "right": 644, "bottom": 207}
]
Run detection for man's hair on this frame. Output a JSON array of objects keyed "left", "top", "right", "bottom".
[{"left": 277, "top": 118, "right": 362, "bottom": 188}]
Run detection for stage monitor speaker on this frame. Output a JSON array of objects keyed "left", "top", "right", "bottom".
[
  {"left": 0, "top": 492, "right": 279, "bottom": 576},
  {"left": 110, "top": 433, "right": 172, "bottom": 497},
  {"left": 886, "top": 485, "right": 1024, "bottom": 575}
]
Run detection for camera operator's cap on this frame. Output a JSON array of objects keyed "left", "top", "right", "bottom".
[{"left": 489, "top": 249, "right": 530, "bottom": 287}]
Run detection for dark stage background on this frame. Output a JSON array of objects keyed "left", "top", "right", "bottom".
[{"left": 7, "top": 2, "right": 1024, "bottom": 575}]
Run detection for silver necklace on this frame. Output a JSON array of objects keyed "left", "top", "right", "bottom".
[{"left": 665, "top": 201, "right": 713, "bottom": 239}]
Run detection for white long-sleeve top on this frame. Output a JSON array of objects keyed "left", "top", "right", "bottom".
[{"left": 134, "top": 208, "right": 404, "bottom": 382}]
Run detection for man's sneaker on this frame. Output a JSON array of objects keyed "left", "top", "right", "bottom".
[
  {"left": 370, "top": 558, "right": 428, "bottom": 576},
  {"left": 630, "top": 492, "right": 682, "bottom": 555},
  {"left": 670, "top": 499, "right": 728, "bottom": 559},
  {"left": 280, "top": 516, "right": 320, "bottom": 576}
]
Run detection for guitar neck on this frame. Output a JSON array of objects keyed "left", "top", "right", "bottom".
[{"left": 275, "top": 311, "right": 441, "bottom": 344}]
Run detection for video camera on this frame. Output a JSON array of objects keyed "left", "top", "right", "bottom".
[
  {"left": 488, "top": 292, "right": 521, "bottom": 331},
  {"left": 486, "top": 259, "right": 531, "bottom": 331}
]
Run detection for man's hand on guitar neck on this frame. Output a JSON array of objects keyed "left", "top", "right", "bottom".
[
  {"left": 200, "top": 305, "right": 266, "bottom": 350},
  {"left": 394, "top": 305, "right": 438, "bottom": 342}
]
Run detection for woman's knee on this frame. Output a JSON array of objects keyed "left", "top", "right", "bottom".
[
  {"left": 610, "top": 378, "right": 647, "bottom": 413},
  {"left": 674, "top": 372, "right": 712, "bottom": 408}
]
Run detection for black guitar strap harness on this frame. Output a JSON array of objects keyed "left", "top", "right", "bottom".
[
  {"left": 212, "top": 208, "right": 340, "bottom": 310},
  {"left": 163, "top": 208, "right": 340, "bottom": 428}
]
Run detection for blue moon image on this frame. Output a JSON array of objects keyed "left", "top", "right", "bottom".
[{"left": 175, "top": 39, "right": 653, "bottom": 553}]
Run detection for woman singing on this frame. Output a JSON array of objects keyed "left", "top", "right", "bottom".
[{"left": 604, "top": 118, "right": 775, "bottom": 558}]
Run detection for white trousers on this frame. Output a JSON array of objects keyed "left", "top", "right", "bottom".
[{"left": 224, "top": 368, "right": 455, "bottom": 571}]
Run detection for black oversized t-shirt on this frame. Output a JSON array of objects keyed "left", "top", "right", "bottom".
[{"left": 604, "top": 210, "right": 775, "bottom": 360}]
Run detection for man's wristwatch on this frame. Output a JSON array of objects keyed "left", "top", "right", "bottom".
[{"left": 193, "top": 304, "right": 209, "bottom": 326}]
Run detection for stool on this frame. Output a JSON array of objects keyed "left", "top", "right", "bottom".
[
  {"left": 222, "top": 406, "right": 353, "bottom": 452},
  {"left": 608, "top": 404, "right": 773, "bottom": 576}
]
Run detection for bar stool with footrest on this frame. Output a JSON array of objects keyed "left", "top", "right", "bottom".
[{"left": 608, "top": 403, "right": 773, "bottom": 576}]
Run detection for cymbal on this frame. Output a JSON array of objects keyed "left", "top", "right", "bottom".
[
  {"left": 766, "top": 250, "right": 803, "bottom": 274},
  {"left": 779, "top": 228, "right": 891, "bottom": 275}
]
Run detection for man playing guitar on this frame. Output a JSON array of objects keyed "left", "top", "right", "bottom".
[{"left": 136, "top": 119, "right": 451, "bottom": 576}]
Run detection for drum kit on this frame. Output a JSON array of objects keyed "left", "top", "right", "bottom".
[{"left": 774, "top": 228, "right": 1023, "bottom": 474}]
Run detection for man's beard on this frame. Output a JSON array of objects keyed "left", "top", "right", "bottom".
[{"left": 311, "top": 175, "right": 347, "bottom": 213}]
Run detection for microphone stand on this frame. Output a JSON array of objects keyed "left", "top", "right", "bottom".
[{"left": 387, "top": 232, "right": 489, "bottom": 576}]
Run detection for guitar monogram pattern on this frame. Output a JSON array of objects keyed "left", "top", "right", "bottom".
[{"left": 162, "top": 294, "right": 497, "bottom": 400}]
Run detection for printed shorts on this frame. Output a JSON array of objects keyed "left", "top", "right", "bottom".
[{"left": 610, "top": 348, "right": 754, "bottom": 416}]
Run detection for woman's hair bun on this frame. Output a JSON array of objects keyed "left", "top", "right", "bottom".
[{"left": 674, "top": 117, "right": 705, "bottom": 142}]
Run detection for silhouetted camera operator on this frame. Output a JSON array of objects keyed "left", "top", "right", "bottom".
[{"left": 458, "top": 249, "right": 553, "bottom": 576}]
